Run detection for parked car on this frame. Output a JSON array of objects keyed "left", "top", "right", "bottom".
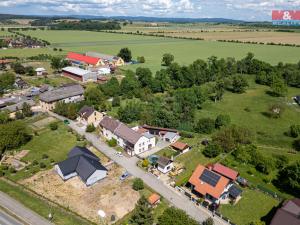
[
  {"left": 115, "top": 151, "right": 123, "bottom": 157},
  {"left": 120, "top": 171, "right": 130, "bottom": 181}
]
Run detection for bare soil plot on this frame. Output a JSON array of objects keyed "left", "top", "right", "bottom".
[{"left": 20, "top": 164, "right": 139, "bottom": 224}]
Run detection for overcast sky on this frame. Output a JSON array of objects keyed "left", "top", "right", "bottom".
[{"left": 0, "top": 0, "right": 300, "bottom": 21}]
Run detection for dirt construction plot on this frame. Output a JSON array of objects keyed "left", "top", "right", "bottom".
[{"left": 20, "top": 164, "right": 139, "bottom": 224}]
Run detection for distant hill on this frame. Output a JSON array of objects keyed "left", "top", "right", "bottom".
[{"left": 0, "top": 13, "right": 246, "bottom": 24}]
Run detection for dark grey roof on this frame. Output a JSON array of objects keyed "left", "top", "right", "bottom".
[
  {"left": 58, "top": 146, "right": 107, "bottom": 182},
  {"left": 68, "top": 146, "right": 98, "bottom": 161},
  {"left": 39, "top": 84, "right": 84, "bottom": 103},
  {"left": 115, "top": 123, "right": 142, "bottom": 145},
  {"left": 78, "top": 106, "right": 95, "bottom": 119},
  {"left": 99, "top": 116, "right": 120, "bottom": 132},
  {"left": 57, "top": 155, "right": 80, "bottom": 176},
  {"left": 1, "top": 99, "right": 35, "bottom": 113},
  {"left": 157, "top": 156, "right": 172, "bottom": 167},
  {"left": 86, "top": 52, "right": 120, "bottom": 61},
  {"left": 228, "top": 185, "right": 242, "bottom": 199}
]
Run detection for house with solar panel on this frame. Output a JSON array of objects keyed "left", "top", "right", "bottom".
[
  {"left": 188, "top": 164, "right": 242, "bottom": 204},
  {"left": 55, "top": 146, "right": 107, "bottom": 186}
]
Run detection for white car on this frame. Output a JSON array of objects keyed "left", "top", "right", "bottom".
[{"left": 115, "top": 151, "right": 123, "bottom": 157}]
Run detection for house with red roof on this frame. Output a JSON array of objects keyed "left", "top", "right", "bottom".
[
  {"left": 211, "top": 163, "right": 239, "bottom": 181},
  {"left": 188, "top": 164, "right": 242, "bottom": 204},
  {"left": 66, "top": 52, "right": 104, "bottom": 68}
]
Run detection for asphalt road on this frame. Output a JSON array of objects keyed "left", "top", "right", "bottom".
[
  {"left": 50, "top": 112, "right": 228, "bottom": 225},
  {"left": 0, "top": 209, "right": 24, "bottom": 225},
  {"left": 0, "top": 191, "right": 52, "bottom": 225}
]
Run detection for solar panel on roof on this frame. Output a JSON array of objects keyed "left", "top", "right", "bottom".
[
  {"left": 229, "top": 185, "right": 242, "bottom": 198},
  {"left": 199, "top": 169, "right": 221, "bottom": 187}
]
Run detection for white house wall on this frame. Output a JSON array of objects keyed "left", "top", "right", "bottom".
[
  {"left": 55, "top": 165, "right": 77, "bottom": 180},
  {"left": 86, "top": 170, "right": 107, "bottom": 186}
]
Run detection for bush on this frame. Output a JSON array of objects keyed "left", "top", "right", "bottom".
[
  {"left": 107, "top": 138, "right": 117, "bottom": 147},
  {"left": 293, "top": 139, "right": 300, "bottom": 151},
  {"left": 9, "top": 167, "right": 16, "bottom": 173},
  {"left": 203, "top": 143, "right": 222, "bottom": 158},
  {"left": 86, "top": 124, "right": 96, "bottom": 133},
  {"left": 112, "top": 96, "right": 121, "bottom": 107},
  {"left": 215, "top": 114, "right": 231, "bottom": 129},
  {"left": 39, "top": 162, "right": 46, "bottom": 168},
  {"left": 180, "top": 131, "right": 194, "bottom": 138},
  {"left": 194, "top": 118, "right": 215, "bottom": 134},
  {"left": 267, "top": 104, "right": 285, "bottom": 118},
  {"left": 132, "top": 178, "right": 144, "bottom": 191},
  {"left": 49, "top": 122, "right": 58, "bottom": 130},
  {"left": 289, "top": 125, "right": 300, "bottom": 138},
  {"left": 32, "top": 160, "right": 38, "bottom": 166},
  {"left": 42, "top": 154, "right": 49, "bottom": 159},
  {"left": 142, "top": 159, "right": 149, "bottom": 168},
  {"left": 137, "top": 56, "right": 145, "bottom": 63}
]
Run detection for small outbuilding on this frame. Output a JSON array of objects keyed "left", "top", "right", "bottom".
[
  {"left": 148, "top": 193, "right": 161, "bottom": 206},
  {"left": 157, "top": 156, "right": 173, "bottom": 174},
  {"left": 171, "top": 141, "right": 190, "bottom": 154},
  {"left": 162, "top": 132, "right": 180, "bottom": 143},
  {"left": 35, "top": 67, "right": 46, "bottom": 76}
]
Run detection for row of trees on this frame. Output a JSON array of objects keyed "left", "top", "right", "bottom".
[
  {"left": 128, "top": 195, "right": 213, "bottom": 225},
  {"left": 49, "top": 20, "right": 121, "bottom": 31}
]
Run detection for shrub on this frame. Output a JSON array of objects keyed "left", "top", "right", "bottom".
[
  {"left": 42, "top": 154, "right": 49, "bottom": 159},
  {"left": 86, "top": 124, "right": 96, "bottom": 133},
  {"left": 112, "top": 96, "right": 121, "bottom": 107},
  {"left": 267, "top": 104, "right": 285, "bottom": 118},
  {"left": 203, "top": 143, "right": 222, "bottom": 158},
  {"left": 49, "top": 122, "right": 58, "bottom": 130},
  {"left": 0, "top": 169, "right": 4, "bottom": 177},
  {"left": 32, "top": 160, "right": 38, "bottom": 166},
  {"left": 293, "top": 139, "right": 300, "bottom": 151},
  {"left": 180, "top": 131, "right": 194, "bottom": 138},
  {"left": 215, "top": 114, "right": 231, "bottom": 129},
  {"left": 137, "top": 56, "right": 145, "bottom": 63},
  {"left": 9, "top": 167, "right": 16, "bottom": 173},
  {"left": 132, "top": 178, "right": 144, "bottom": 191},
  {"left": 194, "top": 118, "right": 215, "bottom": 134},
  {"left": 142, "top": 159, "right": 149, "bottom": 168},
  {"left": 107, "top": 138, "right": 117, "bottom": 147},
  {"left": 39, "top": 162, "right": 46, "bottom": 168},
  {"left": 289, "top": 125, "right": 300, "bottom": 138}
]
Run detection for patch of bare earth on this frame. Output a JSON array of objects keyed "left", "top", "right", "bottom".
[{"left": 20, "top": 164, "right": 139, "bottom": 224}]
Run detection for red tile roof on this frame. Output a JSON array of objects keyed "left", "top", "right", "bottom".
[
  {"left": 67, "top": 52, "right": 100, "bottom": 65},
  {"left": 171, "top": 141, "right": 190, "bottom": 151},
  {"left": 148, "top": 193, "right": 160, "bottom": 205},
  {"left": 189, "top": 164, "right": 229, "bottom": 199},
  {"left": 212, "top": 163, "right": 238, "bottom": 181}
]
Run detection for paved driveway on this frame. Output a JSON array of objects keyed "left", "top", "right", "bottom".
[
  {"left": 49, "top": 112, "right": 227, "bottom": 225},
  {"left": 139, "top": 139, "right": 170, "bottom": 158}
]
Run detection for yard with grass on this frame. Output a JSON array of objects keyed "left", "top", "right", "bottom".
[
  {"left": 0, "top": 30, "right": 297, "bottom": 73},
  {"left": 22, "top": 74, "right": 74, "bottom": 87},
  {"left": 5, "top": 119, "right": 84, "bottom": 181},
  {"left": 219, "top": 189, "right": 280, "bottom": 225}
]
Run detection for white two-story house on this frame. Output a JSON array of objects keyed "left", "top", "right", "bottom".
[{"left": 99, "top": 116, "right": 156, "bottom": 156}]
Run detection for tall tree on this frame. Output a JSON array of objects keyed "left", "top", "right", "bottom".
[
  {"left": 129, "top": 196, "right": 153, "bottom": 225},
  {"left": 118, "top": 47, "right": 132, "bottom": 62},
  {"left": 231, "top": 75, "right": 248, "bottom": 93},
  {"left": 162, "top": 53, "right": 174, "bottom": 66},
  {"left": 270, "top": 76, "right": 288, "bottom": 97},
  {"left": 0, "top": 72, "right": 15, "bottom": 94},
  {"left": 136, "top": 67, "right": 153, "bottom": 88}
]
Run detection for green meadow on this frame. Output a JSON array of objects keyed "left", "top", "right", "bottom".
[{"left": 1, "top": 30, "right": 299, "bottom": 72}]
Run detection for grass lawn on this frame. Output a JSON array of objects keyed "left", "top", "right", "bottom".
[
  {"left": 219, "top": 189, "right": 280, "bottom": 225},
  {"left": 6, "top": 122, "right": 84, "bottom": 181},
  {"left": 1, "top": 30, "right": 298, "bottom": 72},
  {"left": 196, "top": 77, "right": 300, "bottom": 149},
  {"left": 0, "top": 179, "right": 92, "bottom": 225},
  {"left": 156, "top": 147, "right": 179, "bottom": 158}
]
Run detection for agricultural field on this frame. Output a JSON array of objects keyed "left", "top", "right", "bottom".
[
  {"left": 0, "top": 30, "right": 298, "bottom": 72},
  {"left": 121, "top": 22, "right": 300, "bottom": 45}
]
